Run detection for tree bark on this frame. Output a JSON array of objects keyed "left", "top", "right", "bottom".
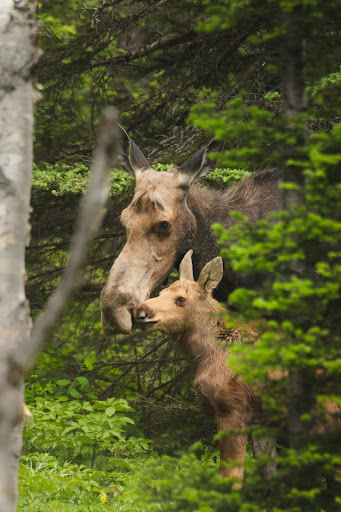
[
  {"left": 281, "top": 3, "right": 307, "bottom": 211},
  {"left": 281, "top": 2, "right": 316, "bottom": 465},
  {"left": 0, "top": 1, "right": 37, "bottom": 509}
]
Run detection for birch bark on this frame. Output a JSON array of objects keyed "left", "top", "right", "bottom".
[{"left": 0, "top": 1, "right": 37, "bottom": 509}]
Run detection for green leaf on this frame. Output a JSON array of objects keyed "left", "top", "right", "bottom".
[
  {"left": 84, "top": 357, "right": 95, "bottom": 370},
  {"left": 69, "top": 388, "right": 82, "bottom": 399},
  {"left": 105, "top": 405, "right": 116, "bottom": 417},
  {"left": 57, "top": 379, "right": 71, "bottom": 386},
  {"left": 77, "top": 376, "right": 89, "bottom": 387}
]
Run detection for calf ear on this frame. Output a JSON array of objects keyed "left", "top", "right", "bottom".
[
  {"left": 176, "top": 140, "right": 220, "bottom": 188},
  {"left": 118, "top": 125, "right": 151, "bottom": 177},
  {"left": 179, "top": 250, "right": 194, "bottom": 281},
  {"left": 198, "top": 257, "right": 223, "bottom": 294}
]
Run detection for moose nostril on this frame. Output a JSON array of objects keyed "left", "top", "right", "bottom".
[
  {"left": 135, "top": 305, "right": 154, "bottom": 321},
  {"left": 135, "top": 307, "right": 147, "bottom": 321}
]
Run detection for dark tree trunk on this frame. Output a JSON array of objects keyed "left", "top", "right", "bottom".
[{"left": 281, "top": 2, "right": 317, "bottom": 479}]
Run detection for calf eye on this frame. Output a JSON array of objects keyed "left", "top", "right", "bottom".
[
  {"left": 175, "top": 297, "right": 186, "bottom": 306},
  {"left": 157, "top": 221, "right": 171, "bottom": 236}
]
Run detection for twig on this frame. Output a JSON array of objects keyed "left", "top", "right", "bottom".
[
  {"left": 89, "top": 29, "right": 195, "bottom": 69},
  {"left": 14, "top": 107, "right": 121, "bottom": 373}
]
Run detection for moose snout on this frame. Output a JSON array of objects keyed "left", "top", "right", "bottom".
[{"left": 134, "top": 304, "right": 155, "bottom": 323}]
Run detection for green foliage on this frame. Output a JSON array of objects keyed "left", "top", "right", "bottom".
[
  {"left": 114, "top": 446, "right": 241, "bottom": 512},
  {"left": 189, "top": 94, "right": 313, "bottom": 172},
  {"left": 19, "top": 396, "right": 152, "bottom": 510},
  {"left": 32, "top": 162, "right": 134, "bottom": 197},
  {"left": 113, "top": 443, "right": 341, "bottom": 512},
  {"left": 204, "top": 167, "right": 251, "bottom": 188},
  {"left": 24, "top": 0, "right": 341, "bottom": 510},
  {"left": 188, "top": 3, "right": 341, "bottom": 508},
  {"left": 19, "top": 454, "right": 109, "bottom": 512},
  {"left": 23, "top": 398, "right": 138, "bottom": 460}
]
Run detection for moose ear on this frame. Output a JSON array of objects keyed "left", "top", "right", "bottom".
[
  {"left": 179, "top": 250, "right": 194, "bottom": 281},
  {"left": 176, "top": 140, "right": 220, "bottom": 188},
  {"left": 197, "top": 257, "right": 223, "bottom": 294},
  {"left": 118, "top": 124, "right": 151, "bottom": 177}
]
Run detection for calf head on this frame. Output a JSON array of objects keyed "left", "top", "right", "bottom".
[
  {"left": 134, "top": 250, "right": 223, "bottom": 335},
  {"left": 100, "top": 126, "right": 218, "bottom": 333}
]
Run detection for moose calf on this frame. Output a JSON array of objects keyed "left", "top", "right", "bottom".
[{"left": 134, "top": 250, "right": 266, "bottom": 484}]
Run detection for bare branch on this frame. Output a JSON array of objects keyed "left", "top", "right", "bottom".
[
  {"left": 89, "top": 29, "right": 196, "bottom": 70},
  {"left": 14, "top": 107, "right": 121, "bottom": 372}
]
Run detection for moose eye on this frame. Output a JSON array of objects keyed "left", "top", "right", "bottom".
[
  {"left": 157, "top": 221, "right": 171, "bottom": 236},
  {"left": 175, "top": 297, "right": 186, "bottom": 307}
]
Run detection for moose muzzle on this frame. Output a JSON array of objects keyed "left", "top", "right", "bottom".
[{"left": 134, "top": 304, "right": 159, "bottom": 330}]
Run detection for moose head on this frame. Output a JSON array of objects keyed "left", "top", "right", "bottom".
[
  {"left": 134, "top": 250, "right": 224, "bottom": 336},
  {"left": 100, "top": 127, "right": 218, "bottom": 334},
  {"left": 100, "top": 125, "right": 281, "bottom": 334}
]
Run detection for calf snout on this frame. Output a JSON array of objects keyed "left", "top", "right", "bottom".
[{"left": 134, "top": 304, "right": 155, "bottom": 322}]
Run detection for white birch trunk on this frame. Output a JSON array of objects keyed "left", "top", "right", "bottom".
[{"left": 0, "top": 0, "right": 37, "bottom": 509}]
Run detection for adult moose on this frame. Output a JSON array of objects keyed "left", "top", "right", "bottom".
[{"left": 100, "top": 126, "right": 282, "bottom": 334}]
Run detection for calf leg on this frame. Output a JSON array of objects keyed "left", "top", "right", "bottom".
[{"left": 216, "top": 415, "right": 248, "bottom": 483}]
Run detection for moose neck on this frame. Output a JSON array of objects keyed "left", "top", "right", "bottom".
[
  {"left": 173, "top": 315, "right": 227, "bottom": 372},
  {"left": 184, "top": 170, "right": 282, "bottom": 285}
]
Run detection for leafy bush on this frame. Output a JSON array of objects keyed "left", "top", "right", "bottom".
[
  {"left": 19, "top": 397, "right": 152, "bottom": 510},
  {"left": 32, "top": 162, "right": 134, "bottom": 197}
]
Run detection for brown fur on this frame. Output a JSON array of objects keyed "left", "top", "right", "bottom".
[
  {"left": 135, "top": 254, "right": 260, "bottom": 483},
  {"left": 135, "top": 253, "right": 340, "bottom": 484},
  {"left": 100, "top": 132, "right": 282, "bottom": 333}
]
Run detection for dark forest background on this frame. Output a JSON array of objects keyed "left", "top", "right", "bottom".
[{"left": 21, "top": 1, "right": 341, "bottom": 510}]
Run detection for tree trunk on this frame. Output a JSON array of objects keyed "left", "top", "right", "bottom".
[
  {"left": 281, "top": 2, "right": 316, "bottom": 474},
  {"left": 0, "top": 1, "right": 37, "bottom": 509}
]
